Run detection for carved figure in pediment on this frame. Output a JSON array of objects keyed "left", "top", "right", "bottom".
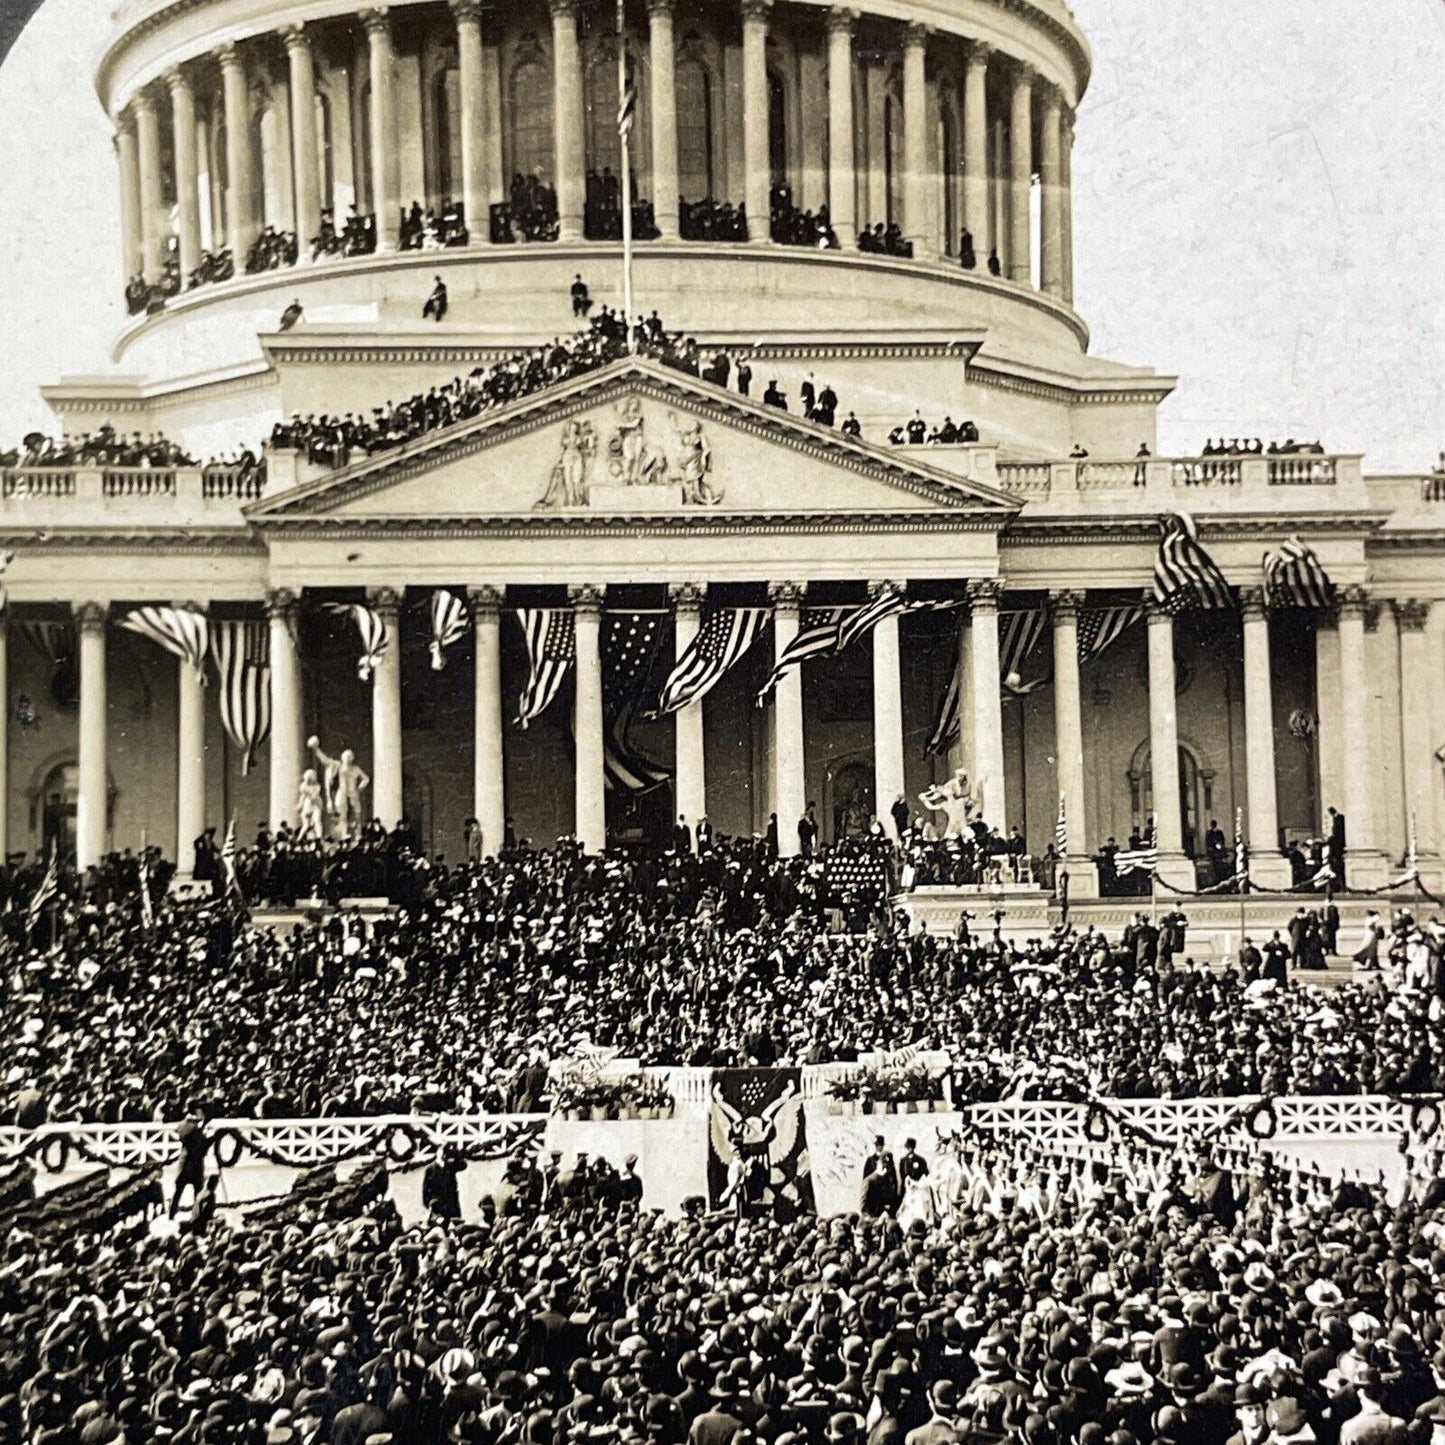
[
  {"left": 670, "top": 412, "right": 723, "bottom": 505},
  {"left": 609, "top": 397, "right": 668, "bottom": 486},
  {"left": 536, "top": 419, "right": 597, "bottom": 508}
]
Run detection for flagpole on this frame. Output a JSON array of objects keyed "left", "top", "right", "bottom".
[{"left": 617, "top": 0, "right": 636, "bottom": 352}]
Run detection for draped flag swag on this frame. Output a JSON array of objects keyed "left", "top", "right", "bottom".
[
  {"left": 1153, "top": 512, "right": 1233, "bottom": 612},
  {"left": 210, "top": 621, "right": 271, "bottom": 774},
  {"left": 428, "top": 589, "right": 469, "bottom": 671},
  {"left": 324, "top": 602, "right": 389, "bottom": 682},
  {"left": 515, "top": 608, "right": 575, "bottom": 728},
  {"left": 1263, "top": 535, "right": 1334, "bottom": 610},
  {"left": 602, "top": 612, "right": 669, "bottom": 793},
  {"left": 1077, "top": 603, "right": 1143, "bottom": 665},
  {"left": 836, "top": 587, "right": 906, "bottom": 653},
  {"left": 119, "top": 605, "right": 209, "bottom": 676},
  {"left": 757, "top": 606, "right": 854, "bottom": 703},
  {"left": 654, "top": 607, "right": 768, "bottom": 716}
]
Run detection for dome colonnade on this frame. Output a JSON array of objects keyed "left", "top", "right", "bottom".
[{"left": 105, "top": 0, "right": 1085, "bottom": 302}]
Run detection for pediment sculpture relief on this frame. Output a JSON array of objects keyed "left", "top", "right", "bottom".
[{"left": 535, "top": 401, "right": 723, "bottom": 508}]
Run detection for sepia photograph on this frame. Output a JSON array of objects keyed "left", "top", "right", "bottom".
[{"left": 0, "top": 0, "right": 1443, "bottom": 1441}]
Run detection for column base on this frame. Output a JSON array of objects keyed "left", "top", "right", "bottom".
[
  {"left": 1247, "top": 854, "right": 1295, "bottom": 891},
  {"left": 656, "top": 220, "right": 679, "bottom": 241},
  {"left": 1057, "top": 859, "right": 1098, "bottom": 901},
  {"left": 558, "top": 219, "right": 584, "bottom": 243},
  {"left": 1150, "top": 852, "right": 1196, "bottom": 893},
  {"left": 1341, "top": 850, "right": 1391, "bottom": 890}
]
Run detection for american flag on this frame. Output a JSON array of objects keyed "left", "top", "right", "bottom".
[
  {"left": 515, "top": 608, "right": 575, "bottom": 727},
  {"left": 210, "top": 620, "right": 271, "bottom": 775},
  {"left": 26, "top": 844, "right": 59, "bottom": 934},
  {"left": 1113, "top": 817, "right": 1158, "bottom": 875},
  {"left": 757, "top": 606, "right": 852, "bottom": 704},
  {"left": 1055, "top": 794, "right": 1068, "bottom": 856},
  {"left": 16, "top": 619, "right": 72, "bottom": 666},
  {"left": 220, "top": 816, "right": 246, "bottom": 911},
  {"left": 120, "top": 604, "right": 209, "bottom": 677},
  {"left": 603, "top": 612, "right": 669, "bottom": 793},
  {"left": 837, "top": 587, "right": 906, "bottom": 653},
  {"left": 1000, "top": 608, "right": 1048, "bottom": 694},
  {"left": 1234, "top": 805, "right": 1247, "bottom": 880},
  {"left": 1263, "top": 535, "right": 1333, "bottom": 610},
  {"left": 138, "top": 845, "right": 155, "bottom": 933},
  {"left": 324, "top": 601, "right": 389, "bottom": 682},
  {"left": 1152, "top": 512, "right": 1232, "bottom": 613},
  {"left": 655, "top": 607, "right": 768, "bottom": 715},
  {"left": 428, "top": 589, "right": 469, "bottom": 672},
  {"left": 1077, "top": 604, "right": 1143, "bottom": 665},
  {"left": 618, "top": 50, "right": 637, "bottom": 141},
  {"left": 925, "top": 658, "right": 960, "bottom": 756}
]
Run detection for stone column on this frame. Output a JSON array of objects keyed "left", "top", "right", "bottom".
[
  {"left": 75, "top": 603, "right": 109, "bottom": 870},
  {"left": 1007, "top": 62, "right": 1032, "bottom": 283},
  {"left": 826, "top": 9, "right": 857, "bottom": 247},
  {"left": 1146, "top": 601, "right": 1183, "bottom": 857},
  {"left": 284, "top": 25, "right": 322, "bottom": 253},
  {"left": 1049, "top": 590, "right": 1086, "bottom": 852},
  {"left": 1314, "top": 616, "right": 1343, "bottom": 819},
  {"left": 962, "top": 42, "right": 990, "bottom": 259},
  {"left": 1060, "top": 108, "right": 1075, "bottom": 304},
  {"left": 1337, "top": 585, "right": 1377, "bottom": 875},
  {"left": 1038, "top": 82, "right": 1064, "bottom": 297},
  {"left": 901, "top": 23, "right": 929, "bottom": 257},
  {"left": 871, "top": 583, "right": 907, "bottom": 840},
  {"left": 370, "top": 588, "right": 404, "bottom": 829},
  {"left": 116, "top": 116, "right": 144, "bottom": 283},
  {"left": 270, "top": 70, "right": 297, "bottom": 234},
  {"left": 741, "top": 0, "right": 772, "bottom": 243},
  {"left": 1372, "top": 601, "right": 1406, "bottom": 861},
  {"left": 1397, "top": 600, "right": 1438, "bottom": 863},
  {"left": 267, "top": 589, "right": 303, "bottom": 833},
  {"left": 470, "top": 586, "right": 505, "bottom": 856},
  {"left": 363, "top": 8, "right": 399, "bottom": 250},
  {"left": 220, "top": 43, "right": 257, "bottom": 260},
  {"left": 134, "top": 88, "right": 165, "bottom": 282},
  {"left": 571, "top": 586, "right": 606, "bottom": 852},
  {"left": 968, "top": 580, "right": 1006, "bottom": 829},
  {"left": 550, "top": 0, "right": 585, "bottom": 241},
  {"left": 770, "top": 582, "right": 807, "bottom": 855},
  {"left": 1240, "top": 588, "right": 1290, "bottom": 886},
  {"left": 166, "top": 69, "right": 202, "bottom": 281},
  {"left": 649, "top": 0, "right": 680, "bottom": 239},
  {"left": 451, "top": 0, "right": 489, "bottom": 245},
  {"left": 670, "top": 583, "right": 707, "bottom": 829},
  {"left": 175, "top": 606, "right": 207, "bottom": 872}
]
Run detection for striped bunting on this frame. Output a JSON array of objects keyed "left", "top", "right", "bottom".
[
  {"left": 925, "top": 660, "right": 960, "bottom": 757},
  {"left": 837, "top": 587, "right": 906, "bottom": 652},
  {"left": 1000, "top": 607, "right": 1048, "bottom": 695},
  {"left": 210, "top": 621, "right": 271, "bottom": 775},
  {"left": 1077, "top": 604, "right": 1143, "bottom": 665},
  {"left": 515, "top": 608, "right": 575, "bottom": 728},
  {"left": 1152, "top": 512, "right": 1232, "bottom": 613},
  {"left": 757, "top": 606, "right": 853, "bottom": 704},
  {"left": 16, "top": 619, "right": 72, "bottom": 665},
  {"left": 1263, "top": 535, "right": 1333, "bottom": 610},
  {"left": 119, "top": 605, "right": 209, "bottom": 677},
  {"left": 618, "top": 54, "right": 637, "bottom": 141},
  {"left": 1055, "top": 794, "right": 1067, "bottom": 856},
  {"left": 655, "top": 607, "right": 769, "bottom": 716},
  {"left": 324, "top": 602, "right": 389, "bottom": 682},
  {"left": 603, "top": 612, "right": 669, "bottom": 793},
  {"left": 1234, "top": 805, "right": 1247, "bottom": 880},
  {"left": 26, "top": 845, "right": 59, "bottom": 933},
  {"left": 1113, "top": 818, "right": 1158, "bottom": 875},
  {"left": 428, "top": 589, "right": 469, "bottom": 672}
]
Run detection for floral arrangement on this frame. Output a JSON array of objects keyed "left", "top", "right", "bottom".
[
  {"left": 553, "top": 1072, "right": 676, "bottom": 1121},
  {"left": 826, "top": 1063, "right": 947, "bottom": 1113}
]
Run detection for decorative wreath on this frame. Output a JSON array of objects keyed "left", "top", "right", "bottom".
[
  {"left": 384, "top": 1123, "right": 421, "bottom": 1165},
  {"left": 35, "top": 1133, "right": 71, "bottom": 1174},
  {"left": 1084, "top": 1102, "right": 1111, "bottom": 1143},
  {"left": 212, "top": 1128, "right": 245, "bottom": 1170},
  {"left": 1410, "top": 1098, "right": 1441, "bottom": 1143},
  {"left": 1247, "top": 1100, "right": 1279, "bottom": 1141}
]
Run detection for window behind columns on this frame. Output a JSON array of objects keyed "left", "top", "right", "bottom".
[
  {"left": 315, "top": 92, "right": 334, "bottom": 211},
  {"left": 676, "top": 59, "right": 714, "bottom": 198},
  {"left": 354, "top": 77, "right": 373, "bottom": 210},
  {"left": 882, "top": 89, "right": 901, "bottom": 225},
  {"left": 939, "top": 101, "right": 957, "bottom": 253},
  {"left": 585, "top": 44, "right": 649, "bottom": 188},
  {"left": 433, "top": 66, "right": 461, "bottom": 202},
  {"left": 509, "top": 58, "right": 554, "bottom": 184},
  {"left": 767, "top": 67, "right": 787, "bottom": 186}
]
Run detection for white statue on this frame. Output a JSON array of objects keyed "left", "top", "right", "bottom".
[
  {"left": 536, "top": 419, "right": 596, "bottom": 508},
  {"left": 296, "top": 767, "right": 325, "bottom": 841},
  {"left": 307, "top": 735, "right": 371, "bottom": 839},
  {"left": 670, "top": 412, "right": 722, "bottom": 505},
  {"left": 918, "top": 768, "right": 984, "bottom": 839},
  {"left": 610, "top": 398, "right": 667, "bottom": 486}
]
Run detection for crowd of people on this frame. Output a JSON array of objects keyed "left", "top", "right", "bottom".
[
  {"left": 0, "top": 424, "right": 198, "bottom": 470},
  {"left": 5, "top": 1111, "right": 1445, "bottom": 1445},
  {"left": 1203, "top": 438, "right": 1329, "bottom": 457},
  {"left": 494, "top": 174, "right": 561, "bottom": 244},
  {"left": 401, "top": 201, "right": 471, "bottom": 251},
  {"left": 680, "top": 197, "right": 750, "bottom": 242},
  {"left": 3, "top": 829, "right": 1443, "bottom": 1128},
  {"left": 246, "top": 225, "right": 301, "bottom": 274},
  {"left": 887, "top": 413, "right": 981, "bottom": 446},
  {"left": 311, "top": 209, "right": 380, "bottom": 261},
  {"left": 770, "top": 186, "right": 839, "bottom": 248},
  {"left": 858, "top": 221, "right": 914, "bottom": 259}
]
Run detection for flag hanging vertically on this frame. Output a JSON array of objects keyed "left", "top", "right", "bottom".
[
  {"left": 1262, "top": 535, "right": 1333, "bottom": 610},
  {"left": 138, "top": 844, "right": 155, "bottom": 933},
  {"left": 654, "top": 607, "right": 768, "bottom": 715},
  {"left": 999, "top": 607, "right": 1048, "bottom": 694},
  {"left": 515, "top": 608, "right": 575, "bottom": 727},
  {"left": 1152, "top": 512, "right": 1232, "bottom": 613},
  {"left": 925, "top": 659, "right": 961, "bottom": 757},
  {"left": 1234, "top": 805, "right": 1247, "bottom": 881},
  {"left": 210, "top": 621, "right": 271, "bottom": 775},
  {"left": 220, "top": 816, "right": 246, "bottom": 911},
  {"left": 324, "top": 601, "right": 389, "bottom": 682},
  {"left": 1076, "top": 603, "right": 1143, "bottom": 665},
  {"left": 602, "top": 611, "right": 670, "bottom": 793},
  {"left": 616, "top": 0, "right": 636, "bottom": 342},
  {"left": 1055, "top": 794, "right": 1068, "bottom": 857},
  {"left": 120, "top": 604, "right": 209, "bottom": 677},
  {"left": 428, "top": 589, "right": 469, "bottom": 671},
  {"left": 756, "top": 606, "right": 852, "bottom": 704},
  {"left": 26, "top": 844, "right": 59, "bottom": 935}
]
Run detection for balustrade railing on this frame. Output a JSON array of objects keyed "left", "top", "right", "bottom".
[
  {"left": 1077, "top": 460, "right": 1140, "bottom": 489},
  {"left": 1171, "top": 456, "right": 1242, "bottom": 487},
  {"left": 996, "top": 461, "right": 1052, "bottom": 493},
  {"left": 201, "top": 464, "right": 265, "bottom": 502},
  {"left": 1423, "top": 474, "right": 1445, "bottom": 503},
  {"left": 1, "top": 467, "right": 76, "bottom": 499},
  {"left": 1268, "top": 455, "right": 1336, "bottom": 486},
  {"left": 103, "top": 466, "right": 176, "bottom": 498}
]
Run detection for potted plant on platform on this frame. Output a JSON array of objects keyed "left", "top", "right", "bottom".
[{"left": 825, "top": 1074, "right": 863, "bottom": 1116}]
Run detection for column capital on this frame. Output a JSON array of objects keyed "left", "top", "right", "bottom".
[
  {"left": 281, "top": 21, "right": 312, "bottom": 50},
  {"left": 131, "top": 84, "right": 159, "bottom": 116},
  {"left": 768, "top": 581, "right": 806, "bottom": 610},
  {"left": 1038, "top": 79, "right": 1063, "bottom": 115},
  {"left": 1010, "top": 56, "right": 1035, "bottom": 87},
  {"left": 468, "top": 584, "right": 504, "bottom": 616},
  {"left": 1396, "top": 598, "right": 1432, "bottom": 632},
  {"left": 114, "top": 110, "right": 136, "bottom": 137},
  {"left": 163, "top": 66, "right": 192, "bottom": 95},
  {"left": 966, "top": 40, "right": 992, "bottom": 69},
  {"left": 73, "top": 601, "right": 108, "bottom": 635},
  {"left": 360, "top": 7, "right": 391, "bottom": 35},
  {"left": 1062, "top": 107, "right": 1076, "bottom": 143},
  {"left": 547, "top": 0, "right": 578, "bottom": 19},
  {"left": 1338, "top": 583, "right": 1370, "bottom": 621},
  {"left": 216, "top": 40, "right": 242, "bottom": 70},
  {"left": 826, "top": 6, "right": 857, "bottom": 35},
  {"left": 368, "top": 586, "right": 403, "bottom": 617},
  {"left": 668, "top": 581, "right": 707, "bottom": 612},
  {"left": 1049, "top": 588, "right": 1086, "bottom": 621},
  {"left": 265, "top": 586, "right": 300, "bottom": 621},
  {"left": 740, "top": 0, "right": 773, "bottom": 23},
  {"left": 966, "top": 578, "right": 1003, "bottom": 612},
  {"left": 646, "top": 0, "right": 676, "bottom": 15},
  {"left": 904, "top": 20, "right": 930, "bottom": 48},
  {"left": 568, "top": 583, "right": 605, "bottom": 613},
  {"left": 868, "top": 579, "right": 907, "bottom": 602},
  {"left": 1143, "top": 593, "right": 1175, "bottom": 624},
  {"left": 1240, "top": 585, "right": 1269, "bottom": 621},
  {"left": 449, "top": 0, "right": 484, "bottom": 19}
]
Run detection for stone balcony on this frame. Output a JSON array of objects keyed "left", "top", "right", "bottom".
[{"left": 0, "top": 464, "right": 265, "bottom": 529}]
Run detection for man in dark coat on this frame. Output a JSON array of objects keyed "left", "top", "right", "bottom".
[{"left": 861, "top": 1135, "right": 899, "bottom": 1217}]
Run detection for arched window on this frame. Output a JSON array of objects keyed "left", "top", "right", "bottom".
[
  {"left": 510, "top": 60, "right": 554, "bottom": 185},
  {"left": 767, "top": 67, "right": 787, "bottom": 186},
  {"left": 585, "top": 50, "right": 622, "bottom": 180},
  {"left": 940, "top": 102, "right": 958, "bottom": 253},
  {"left": 676, "top": 59, "right": 713, "bottom": 199},
  {"left": 434, "top": 67, "right": 460, "bottom": 201}
]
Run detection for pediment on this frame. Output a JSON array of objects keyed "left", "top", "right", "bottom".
[{"left": 248, "top": 358, "right": 1018, "bottom": 527}]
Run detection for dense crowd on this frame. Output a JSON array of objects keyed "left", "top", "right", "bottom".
[
  {"left": 680, "top": 197, "right": 750, "bottom": 242},
  {"left": 3, "top": 832, "right": 1443, "bottom": 1128},
  {"left": 771, "top": 185, "right": 838, "bottom": 248},
  {"left": 1, "top": 424, "right": 198, "bottom": 470},
  {"left": 5, "top": 1121, "right": 1445, "bottom": 1445},
  {"left": 312, "top": 209, "right": 380, "bottom": 261}
]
